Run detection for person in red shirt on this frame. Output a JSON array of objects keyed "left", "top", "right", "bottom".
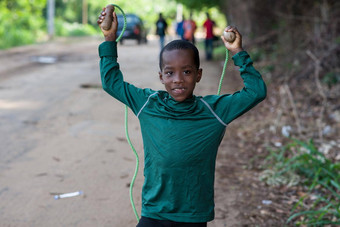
[{"left": 203, "top": 12, "right": 216, "bottom": 60}]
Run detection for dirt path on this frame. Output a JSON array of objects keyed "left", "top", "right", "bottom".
[{"left": 0, "top": 36, "right": 266, "bottom": 226}]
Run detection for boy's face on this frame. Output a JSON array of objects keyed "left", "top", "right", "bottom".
[{"left": 159, "top": 49, "right": 202, "bottom": 102}]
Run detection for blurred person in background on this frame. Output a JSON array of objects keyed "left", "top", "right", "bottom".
[
  {"left": 176, "top": 15, "right": 185, "bottom": 40},
  {"left": 183, "top": 12, "right": 196, "bottom": 44},
  {"left": 203, "top": 12, "right": 216, "bottom": 60},
  {"left": 156, "top": 13, "right": 168, "bottom": 50}
]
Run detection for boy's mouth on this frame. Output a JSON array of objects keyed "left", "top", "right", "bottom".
[{"left": 172, "top": 87, "right": 186, "bottom": 94}]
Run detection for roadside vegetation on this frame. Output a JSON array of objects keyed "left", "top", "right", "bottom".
[{"left": 260, "top": 139, "right": 340, "bottom": 225}]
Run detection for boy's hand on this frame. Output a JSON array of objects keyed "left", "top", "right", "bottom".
[
  {"left": 97, "top": 7, "right": 118, "bottom": 42},
  {"left": 221, "top": 26, "right": 244, "bottom": 55}
]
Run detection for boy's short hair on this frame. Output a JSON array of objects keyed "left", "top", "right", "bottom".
[{"left": 159, "top": 40, "right": 200, "bottom": 70}]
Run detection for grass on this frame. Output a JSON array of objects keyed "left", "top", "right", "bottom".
[{"left": 260, "top": 139, "right": 340, "bottom": 226}]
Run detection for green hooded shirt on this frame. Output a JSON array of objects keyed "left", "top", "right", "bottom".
[{"left": 99, "top": 41, "right": 266, "bottom": 222}]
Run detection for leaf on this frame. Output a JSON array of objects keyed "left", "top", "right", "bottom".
[{"left": 330, "top": 180, "right": 340, "bottom": 191}]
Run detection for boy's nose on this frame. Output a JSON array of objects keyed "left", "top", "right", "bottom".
[{"left": 173, "top": 73, "right": 184, "bottom": 83}]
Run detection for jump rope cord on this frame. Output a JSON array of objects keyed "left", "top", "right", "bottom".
[
  {"left": 217, "top": 50, "right": 229, "bottom": 95},
  {"left": 112, "top": 4, "right": 229, "bottom": 222},
  {"left": 111, "top": 4, "right": 140, "bottom": 222}
]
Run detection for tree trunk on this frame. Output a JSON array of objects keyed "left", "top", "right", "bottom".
[
  {"left": 47, "top": 0, "right": 55, "bottom": 39},
  {"left": 82, "top": 0, "right": 88, "bottom": 25},
  {"left": 221, "top": 0, "right": 277, "bottom": 45}
]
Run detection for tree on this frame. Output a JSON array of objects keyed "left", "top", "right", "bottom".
[{"left": 47, "top": 0, "right": 55, "bottom": 38}]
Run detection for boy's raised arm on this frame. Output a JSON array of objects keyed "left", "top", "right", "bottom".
[
  {"left": 97, "top": 6, "right": 151, "bottom": 115},
  {"left": 215, "top": 26, "right": 267, "bottom": 124}
]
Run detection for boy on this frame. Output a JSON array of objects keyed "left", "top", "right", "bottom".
[{"left": 97, "top": 7, "right": 266, "bottom": 227}]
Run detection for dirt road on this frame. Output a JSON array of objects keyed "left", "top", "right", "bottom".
[{"left": 0, "top": 36, "right": 247, "bottom": 226}]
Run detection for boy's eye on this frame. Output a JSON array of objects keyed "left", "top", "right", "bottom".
[
  {"left": 165, "top": 71, "right": 173, "bottom": 76},
  {"left": 183, "top": 70, "right": 191, "bottom": 74}
]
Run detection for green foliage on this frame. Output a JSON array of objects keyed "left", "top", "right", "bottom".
[
  {"left": 0, "top": 0, "right": 47, "bottom": 49},
  {"left": 55, "top": 18, "right": 97, "bottom": 37},
  {"left": 53, "top": 0, "right": 89, "bottom": 24},
  {"left": 174, "top": 0, "right": 220, "bottom": 10},
  {"left": 260, "top": 139, "right": 340, "bottom": 226},
  {"left": 336, "top": 36, "right": 340, "bottom": 44},
  {"left": 67, "top": 23, "right": 97, "bottom": 36},
  {"left": 322, "top": 72, "right": 340, "bottom": 88}
]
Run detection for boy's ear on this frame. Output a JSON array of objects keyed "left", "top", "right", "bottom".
[
  {"left": 196, "top": 68, "right": 203, "bottom": 83},
  {"left": 159, "top": 71, "right": 164, "bottom": 84}
]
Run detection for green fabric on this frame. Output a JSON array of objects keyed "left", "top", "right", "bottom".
[{"left": 99, "top": 41, "right": 266, "bottom": 222}]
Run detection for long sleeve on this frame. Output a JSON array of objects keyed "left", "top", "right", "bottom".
[
  {"left": 98, "top": 41, "right": 155, "bottom": 115},
  {"left": 206, "top": 51, "right": 267, "bottom": 124}
]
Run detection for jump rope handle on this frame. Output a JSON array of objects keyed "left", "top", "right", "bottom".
[
  {"left": 101, "top": 4, "right": 115, "bottom": 30},
  {"left": 223, "top": 31, "right": 236, "bottom": 42}
]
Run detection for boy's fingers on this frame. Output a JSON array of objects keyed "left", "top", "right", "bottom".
[
  {"left": 225, "top": 25, "right": 234, "bottom": 31},
  {"left": 224, "top": 26, "right": 242, "bottom": 40},
  {"left": 225, "top": 25, "right": 238, "bottom": 33},
  {"left": 97, "top": 16, "right": 104, "bottom": 25}
]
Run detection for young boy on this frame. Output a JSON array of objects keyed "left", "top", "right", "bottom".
[{"left": 97, "top": 7, "right": 266, "bottom": 227}]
